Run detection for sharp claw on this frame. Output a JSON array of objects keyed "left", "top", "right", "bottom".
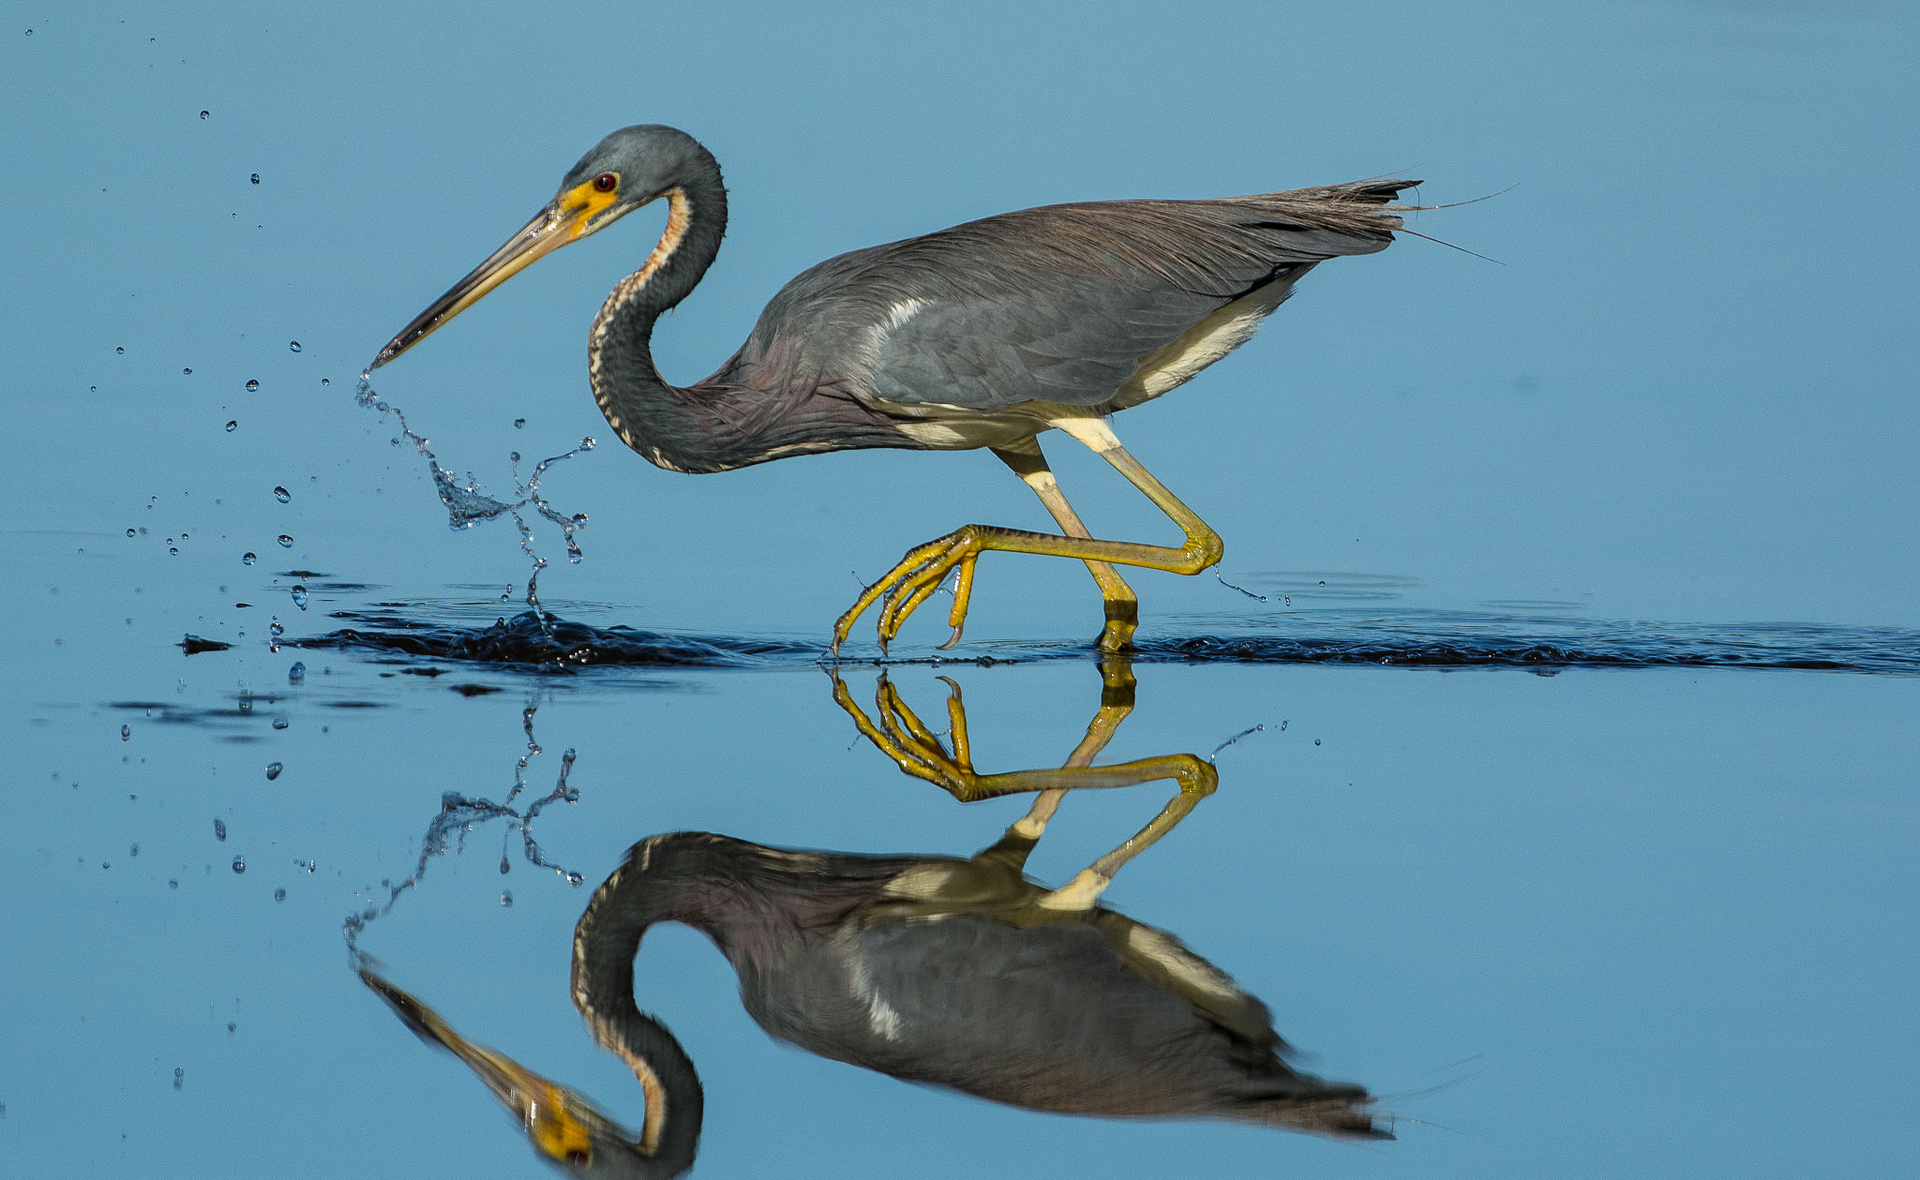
[{"left": 937, "top": 621, "right": 965, "bottom": 650}]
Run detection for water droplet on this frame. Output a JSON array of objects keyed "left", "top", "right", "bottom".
[
  {"left": 214, "top": 818, "right": 226, "bottom": 840},
  {"left": 169, "top": 879, "right": 179, "bottom": 889},
  {"left": 168, "top": 546, "right": 178, "bottom": 555},
  {"left": 288, "top": 341, "right": 301, "bottom": 352},
  {"left": 90, "top": 386, "right": 97, "bottom": 392},
  {"left": 268, "top": 620, "right": 283, "bottom": 639},
  {"left": 225, "top": 420, "right": 237, "bottom": 432},
  {"left": 265, "top": 762, "right": 282, "bottom": 781},
  {"left": 130, "top": 843, "right": 139, "bottom": 857},
  {"left": 245, "top": 379, "right": 259, "bottom": 391},
  {"left": 232, "top": 856, "right": 246, "bottom": 873},
  {"left": 1314, "top": 739, "right": 1322, "bottom": 746},
  {"left": 510, "top": 451, "right": 521, "bottom": 463},
  {"left": 121, "top": 724, "right": 131, "bottom": 741},
  {"left": 273, "top": 888, "right": 286, "bottom": 902},
  {"left": 290, "top": 585, "right": 308, "bottom": 610},
  {"left": 320, "top": 377, "right": 330, "bottom": 386},
  {"left": 580, "top": 437, "right": 596, "bottom": 451},
  {"left": 571, "top": 513, "right": 588, "bottom": 524},
  {"left": 288, "top": 661, "right": 305, "bottom": 683},
  {"left": 228, "top": 1021, "right": 236, "bottom": 1032},
  {"left": 271, "top": 716, "right": 288, "bottom": 730},
  {"left": 116, "top": 346, "right": 124, "bottom": 354},
  {"left": 273, "top": 486, "right": 290, "bottom": 503},
  {"left": 250, "top": 173, "right": 260, "bottom": 185},
  {"left": 513, "top": 418, "right": 526, "bottom": 428},
  {"left": 499, "top": 857, "right": 511, "bottom": 875},
  {"left": 127, "top": 528, "right": 136, "bottom": 537},
  {"left": 241, "top": 552, "right": 255, "bottom": 565},
  {"left": 277, "top": 534, "right": 292, "bottom": 547},
  {"left": 500, "top": 891, "right": 513, "bottom": 907},
  {"left": 174, "top": 1068, "right": 184, "bottom": 1090},
  {"left": 200, "top": 110, "right": 208, "bottom": 119},
  {"left": 183, "top": 367, "right": 192, "bottom": 375}
]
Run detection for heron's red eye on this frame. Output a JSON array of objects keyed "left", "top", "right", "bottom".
[{"left": 593, "top": 173, "right": 617, "bottom": 193}]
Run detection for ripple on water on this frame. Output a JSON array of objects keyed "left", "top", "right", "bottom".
[{"left": 286, "top": 607, "right": 1920, "bottom": 675}]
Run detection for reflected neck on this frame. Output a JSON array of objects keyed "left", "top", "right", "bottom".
[{"left": 572, "top": 838, "right": 709, "bottom": 1175}]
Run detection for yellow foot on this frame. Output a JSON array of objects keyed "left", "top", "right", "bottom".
[{"left": 834, "top": 527, "right": 993, "bottom": 655}]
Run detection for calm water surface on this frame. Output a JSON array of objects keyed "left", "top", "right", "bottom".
[{"left": 4, "top": 2, "right": 1916, "bottom": 1178}]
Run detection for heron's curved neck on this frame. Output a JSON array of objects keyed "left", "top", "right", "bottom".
[
  {"left": 588, "top": 160, "right": 728, "bottom": 461},
  {"left": 571, "top": 839, "right": 711, "bottom": 1175}
]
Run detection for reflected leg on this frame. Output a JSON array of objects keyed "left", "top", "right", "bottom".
[{"left": 832, "top": 662, "right": 1216, "bottom": 910}]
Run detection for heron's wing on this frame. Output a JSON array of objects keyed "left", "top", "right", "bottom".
[{"left": 741, "top": 183, "right": 1411, "bottom": 412}]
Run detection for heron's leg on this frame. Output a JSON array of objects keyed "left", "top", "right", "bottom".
[
  {"left": 991, "top": 440, "right": 1138, "bottom": 652},
  {"left": 833, "top": 417, "right": 1221, "bottom": 653}
]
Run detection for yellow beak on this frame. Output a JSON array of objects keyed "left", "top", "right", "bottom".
[{"left": 372, "top": 178, "right": 625, "bottom": 369}]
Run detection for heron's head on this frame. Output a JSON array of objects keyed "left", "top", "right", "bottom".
[
  {"left": 360, "top": 968, "right": 693, "bottom": 1179},
  {"left": 372, "top": 125, "right": 713, "bottom": 369}
]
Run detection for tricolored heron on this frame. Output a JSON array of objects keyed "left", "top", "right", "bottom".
[
  {"left": 373, "top": 124, "right": 1414, "bottom": 653},
  {"left": 365, "top": 817, "right": 1384, "bottom": 1177}
]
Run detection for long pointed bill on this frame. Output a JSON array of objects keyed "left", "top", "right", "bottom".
[
  {"left": 372, "top": 179, "right": 623, "bottom": 369},
  {"left": 359, "top": 967, "right": 631, "bottom": 1167}
]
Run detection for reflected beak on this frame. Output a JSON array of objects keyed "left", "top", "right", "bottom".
[
  {"left": 360, "top": 967, "right": 606, "bottom": 1166},
  {"left": 372, "top": 179, "right": 625, "bottom": 369}
]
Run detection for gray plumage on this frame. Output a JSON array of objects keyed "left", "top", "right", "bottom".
[
  {"left": 730, "top": 188, "right": 1404, "bottom": 417},
  {"left": 573, "top": 831, "right": 1385, "bottom": 1139},
  {"left": 379, "top": 125, "right": 1412, "bottom": 474},
  {"left": 372, "top": 125, "right": 1416, "bottom": 649}
]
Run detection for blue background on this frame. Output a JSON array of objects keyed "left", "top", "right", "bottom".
[{"left": 3, "top": 3, "right": 1915, "bottom": 1178}]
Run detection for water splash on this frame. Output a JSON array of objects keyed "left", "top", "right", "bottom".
[
  {"left": 343, "top": 702, "right": 584, "bottom": 957},
  {"left": 352, "top": 368, "right": 595, "bottom": 662}
]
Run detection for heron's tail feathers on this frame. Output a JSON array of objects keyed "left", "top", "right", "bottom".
[{"left": 1234, "top": 1080, "right": 1393, "bottom": 1140}]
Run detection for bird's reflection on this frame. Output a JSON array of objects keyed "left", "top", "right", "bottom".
[{"left": 364, "top": 660, "right": 1385, "bottom": 1177}]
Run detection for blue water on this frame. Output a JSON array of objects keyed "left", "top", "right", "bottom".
[{"left": 3, "top": 3, "right": 1916, "bottom": 1179}]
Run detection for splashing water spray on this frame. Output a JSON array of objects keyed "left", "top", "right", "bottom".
[
  {"left": 355, "top": 369, "right": 594, "bottom": 656},
  {"left": 343, "top": 701, "right": 583, "bottom": 965}
]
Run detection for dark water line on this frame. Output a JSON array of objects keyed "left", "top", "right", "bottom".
[{"left": 288, "top": 609, "right": 1920, "bottom": 676}]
